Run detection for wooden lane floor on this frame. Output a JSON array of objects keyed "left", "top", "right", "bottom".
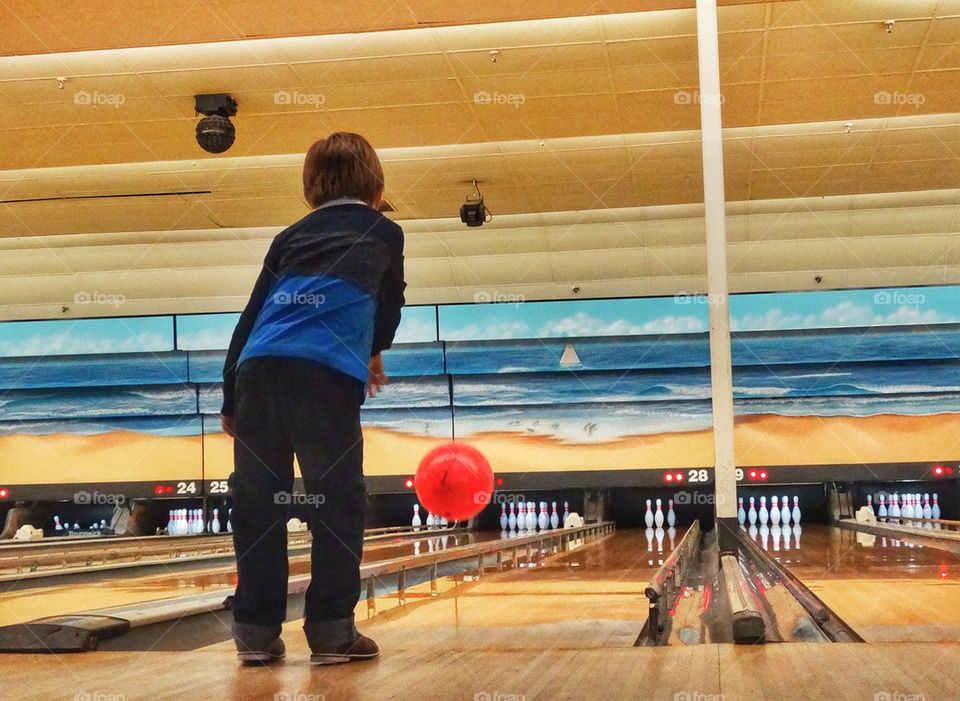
[
  {"left": 754, "top": 524, "right": 960, "bottom": 642},
  {"left": 0, "top": 531, "right": 488, "bottom": 627}
]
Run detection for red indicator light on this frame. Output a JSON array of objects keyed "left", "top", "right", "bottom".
[
  {"left": 0, "top": 488, "right": 8, "bottom": 499},
  {"left": 749, "top": 470, "right": 757, "bottom": 479},
  {"left": 760, "top": 471, "right": 768, "bottom": 480},
  {"left": 948, "top": 467, "right": 955, "bottom": 475},
  {"left": 404, "top": 479, "right": 414, "bottom": 489},
  {"left": 675, "top": 472, "right": 684, "bottom": 482},
  {"left": 934, "top": 465, "right": 944, "bottom": 476},
  {"left": 154, "top": 485, "right": 165, "bottom": 495},
  {"left": 665, "top": 473, "right": 674, "bottom": 482},
  {"left": 495, "top": 477, "right": 504, "bottom": 487}
]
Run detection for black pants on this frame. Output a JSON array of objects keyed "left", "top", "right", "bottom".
[{"left": 230, "top": 357, "right": 366, "bottom": 627}]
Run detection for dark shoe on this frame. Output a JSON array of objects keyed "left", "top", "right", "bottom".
[
  {"left": 233, "top": 622, "right": 286, "bottom": 664},
  {"left": 304, "top": 615, "right": 379, "bottom": 665}
]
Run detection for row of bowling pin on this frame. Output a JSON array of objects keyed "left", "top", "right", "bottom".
[
  {"left": 868, "top": 492, "right": 940, "bottom": 520},
  {"left": 643, "top": 499, "right": 676, "bottom": 529},
  {"left": 410, "top": 505, "right": 452, "bottom": 531},
  {"left": 500, "top": 501, "right": 566, "bottom": 531},
  {"left": 737, "top": 496, "right": 801, "bottom": 527},
  {"left": 166, "top": 508, "right": 230, "bottom": 535},
  {"left": 53, "top": 516, "right": 106, "bottom": 532},
  {"left": 744, "top": 522, "right": 803, "bottom": 551}
]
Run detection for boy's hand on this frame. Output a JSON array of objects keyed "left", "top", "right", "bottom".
[
  {"left": 220, "top": 414, "right": 235, "bottom": 437},
  {"left": 368, "top": 354, "right": 388, "bottom": 398}
]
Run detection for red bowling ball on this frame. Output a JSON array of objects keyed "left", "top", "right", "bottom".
[{"left": 415, "top": 443, "right": 494, "bottom": 521}]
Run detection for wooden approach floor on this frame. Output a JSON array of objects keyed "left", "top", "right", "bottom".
[{"left": 5, "top": 642, "right": 960, "bottom": 700}]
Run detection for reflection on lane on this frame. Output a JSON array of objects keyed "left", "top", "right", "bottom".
[{"left": 0, "top": 530, "right": 490, "bottom": 627}]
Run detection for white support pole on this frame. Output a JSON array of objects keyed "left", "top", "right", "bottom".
[{"left": 695, "top": 0, "right": 737, "bottom": 523}]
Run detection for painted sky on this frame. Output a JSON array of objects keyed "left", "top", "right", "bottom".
[{"left": 1, "top": 286, "right": 957, "bottom": 356}]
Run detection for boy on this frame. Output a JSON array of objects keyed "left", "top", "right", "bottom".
[{"left": 220, "top": 132, "right": 405, "bottom": 664}]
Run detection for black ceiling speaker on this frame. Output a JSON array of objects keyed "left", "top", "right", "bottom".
[{"left": 194, "top": 93, "right": 238, "bottom": 154}]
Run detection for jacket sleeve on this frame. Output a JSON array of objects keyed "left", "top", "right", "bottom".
[
  {"left": 221, "top": 237, "right": 283, "bottom": 416},
  {"left": 370, "top": 226, "right": 407, "bottom": 357}
]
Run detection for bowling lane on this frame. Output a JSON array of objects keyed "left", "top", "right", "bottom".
[
  {"left": 758, "top": 524, "right": 960, "bottom": 642},
  {"left": 0, "top": 530, "right": 488, "bottom": 627},
  {"left": 272, "top": 529, "right": 686, "bottom": 651}
]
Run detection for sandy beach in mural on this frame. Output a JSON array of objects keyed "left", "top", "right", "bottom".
[
  {"left": 0, "top": 432, "right": 202, "bottom": 484},
  {"left": 7, "top": 412, "right": 959, "bottom": 485}
]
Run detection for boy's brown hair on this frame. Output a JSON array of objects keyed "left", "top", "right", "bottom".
[{"left": 302, "top": 132, "right": 384, "bottom": 209}]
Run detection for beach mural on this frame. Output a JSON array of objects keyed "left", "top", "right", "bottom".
[{"left": 2, "top": 286, "right": 960, "bottom": 492}]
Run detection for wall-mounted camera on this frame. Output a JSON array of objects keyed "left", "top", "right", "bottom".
[
  {"left": 194, "top": 93, "right": 238, "bottom": 154},
  {"left": 460, "top": 179, "right": 492, "bottom": 228}
]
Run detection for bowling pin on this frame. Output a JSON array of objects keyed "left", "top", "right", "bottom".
[
  {"left": 654, "top": 498, "right": 664, "bottom": 528},
  {"left": 890, "top": 494, "right": 901, "bottom": 519},
  {"left": 562, "top": 501, "right": 570, "bottom": 527},
  {"left": 770, "top": 496, "right": 780, "bottom": 526},
  {"left": 72, "top": 522, "right": 80, "bottom": 530},
  {"left": 499, "top": 504, "right": 508, "bottom": 531},
  {"left": 923, "top": 494, "right": 932, "bottom": 520},
  {"left": 737, "top": 498, "right": 746, "bottom": 526},
  {"left": 516, "top": 503, "right": 525, "bottom": 531},
  {"left": 758, "top": 496, "right": 769, "bottom": 526},
  {"left": 877, "top": 494, "right": 887, "bottom": 518},
  {"left": 666, "top": 499, "right": 676, "bottom": 528},
  {"left": 426, "top": 511, "right": 435, "bottom": 529},
  {"left": 100, "top": 519, "right": 107, "bottom": 530},
  {"left": 538, "top": 502, "right": 549, "bottom": 531},
  {"left": 866, "top": 494, "right": 875, "bottom": 516},
  {"left": 212, "top": 509, "right": 221, "bottom": 534},
  {"left": 508, "top": 503, "right": 517, "bottom": 530},
  {"left": 54, "top": 516, "right": 63, "bottom": 531},
  {"left": 780, "top": 496, "right": 791, "bottom": 526},
  {"left": 227, "top": 508, "right": 233, "bottom": 533},
  {"left": 439, "top": 516, "right": 448, "bottom": 528},
  {"left": 550, "top": 502, "right": 560, "bottom": 529},
  {"left": 902, "top": 495, "right": 914, "bottom": 520},
  {"left": 644, "top": 499, "right": 654, "bottom": 528},
  {"left": 932, "top": 494, "right": 941, "bottom": 520},
  {"left": 791, "top": 496, "right": 801, "bottom": 525},
  {"left": 748, "top": 497, "right": 757, "bottom": 525},
  {"left": 412, "top": 504, "right": 422, "bottom": 530},
  {"left": 526, "top": 502, "right": 537, "bottom": 531}
]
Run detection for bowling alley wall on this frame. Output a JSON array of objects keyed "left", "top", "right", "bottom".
[{"left": 2, "top": 285, "right": 960, "bottom": 498}]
